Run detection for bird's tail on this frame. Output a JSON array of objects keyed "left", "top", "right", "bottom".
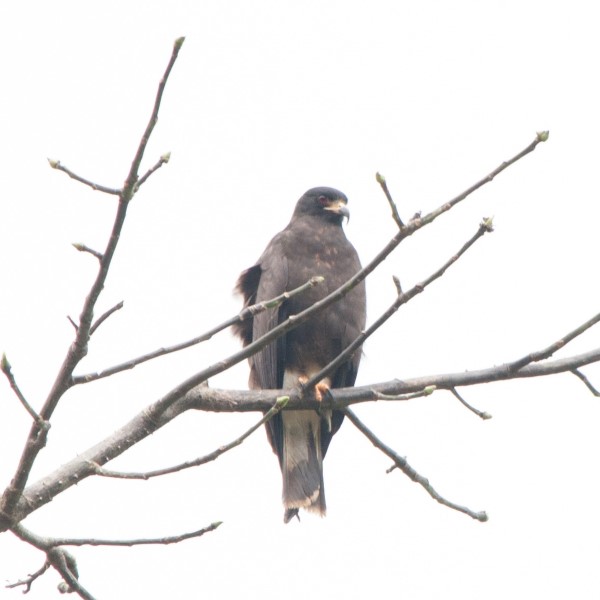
[{"left": 281, "top": 410, "right": 326, "bottom": 523}]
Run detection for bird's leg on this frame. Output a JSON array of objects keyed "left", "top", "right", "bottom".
[
  {"left": 298, "top": 376, "right": 333, "bottom": 431},
  {"left": 297, "top": 375, "right": 329, "bottom": 402},
  {"left": 314, "top": 381, "right": 330, "bottom": 403}
]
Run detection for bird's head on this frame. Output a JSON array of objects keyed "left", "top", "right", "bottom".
[{"left": 293, "top": 187, "right": 350, "bottom": 223}]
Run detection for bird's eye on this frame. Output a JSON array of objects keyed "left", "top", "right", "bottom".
[{"left": 317, "top": 195, "right": 328, "bottom": 206}]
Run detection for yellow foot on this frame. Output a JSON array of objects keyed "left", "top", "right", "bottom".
[{"left": 297, "top": 376, "right": 330, "bottom": 402}]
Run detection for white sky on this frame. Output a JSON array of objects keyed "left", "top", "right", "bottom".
[{"left": 1, "top": 1, "right": 600, "bottom": 598}]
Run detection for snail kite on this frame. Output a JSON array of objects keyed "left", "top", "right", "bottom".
[{"left": 234, "top": 187, "right": 366, "bottom": 523}]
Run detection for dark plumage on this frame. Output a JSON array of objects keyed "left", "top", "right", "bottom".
[{"left": 234, "top": 187, "right": 366, "bottom": 522}]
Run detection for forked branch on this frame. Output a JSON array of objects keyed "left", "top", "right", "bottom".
[{"left": 1, "top": 36, "right": 185, "bottom": 526}]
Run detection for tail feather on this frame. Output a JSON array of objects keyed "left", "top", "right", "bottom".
[{"left": 281, "top": 410, "right": 326, "bottom": 523}]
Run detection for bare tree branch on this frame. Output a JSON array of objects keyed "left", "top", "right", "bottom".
[
  {"left": 376, "top": 171, "right": 404, "bottom": 228},
  {"left": 449, "top": 388, "right": 492, "bottom": 420},
  {"left": 1, "top": 354, "right": 46, "bottom": 426},
  {"left": 95, "top": 396, "right": 289, "bottom": 480},
  {"left": 136, "top": 152, "right": 171, "bottom": 189},
  {"left": 0, "top": 37, "right": 185, "bottom": 520},
  {"left": 123, "top": 37, "right": 184, "bottom": 194},
  {"left": 11, "top": 524, "right": 95, "bottom": 600},
  {"left": 13, "top": 521, "right": 222, "bottom": 549},
  {"left": 5, "top": 560, "right": 49, "bottom": 593},
  {"left": 506, "top": 310, "right": 600, "bottom": 372},
  {"left": 47, "top": 547, "right": 94, "bottom": 600},
  {"left": 419, "top": 131, "right": 549, "bottom": 228},
  {"left": 0, "top": 30, "right": 564, "bottom": 596},
  {"left": 6, "top": 343, "right": 600, "bottom": 528},
  {"left": 72, "top": 276, "right": 325, "bottom": 385},
  {"left": 143, "top": 130, "right": 544, "bottom": 424},
  {"left": 72, "top": 243, "right": 103, "bottom": 260},
  {"left": 89, "top": 301, "right": 124, "bottom": 335},
  {"left": 47, "top": 158, "right": 121, "bottom": 195},
  {"left": 343, "top": 407, "right": 488, "bottom": 521},
  {"left": 571, "top": 368, "right": 600, "bottom": 396}
]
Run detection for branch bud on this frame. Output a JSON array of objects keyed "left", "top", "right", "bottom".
[
  {"left": 1, "top": 352, "right": 10, "bottom": 374},
  {"left": 275, "top": 395, "right": 290, "bottom": 408},
  {"left": 174, "top": 36, "right": 186, "bottom": 49},
  {"left": 375, "top": 172, "right": 386, "bottom": 184},
  {"left": 480, "top": 216, "right": 494, "bottom": 232},
  {"left": 57, "top": 581, "right": 71, "bottom": 594},
  {"left": 536, "top": 130, "right": 550, "bottom": 142},
  {"left": 47, "top": 158, "right": 60, "bottom": 169},
  {"left": 161, "top": 151, "right": 171, "bottom": 163}
]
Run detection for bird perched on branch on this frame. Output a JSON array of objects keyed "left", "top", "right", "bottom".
[{"left": 234, "top": 187, "right": 366, "bottom": 523}]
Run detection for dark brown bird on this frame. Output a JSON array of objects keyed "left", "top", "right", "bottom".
[{"left": 233, "top": 187, "right": 366, "bottom": 522}]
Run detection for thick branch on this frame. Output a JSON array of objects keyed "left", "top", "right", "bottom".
[{"left": 6, "top": 344, "right": 600, "bottom": 527}]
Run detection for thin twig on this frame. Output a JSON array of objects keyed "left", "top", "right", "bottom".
[
  {"left": 72, "top": 243, "right": 103, "bottom": 260},
  {"left": 90, "top": 301, "right": 124, "bottom": 336},
  {"left": 44, "top": 522, "right": 222, "bottom": 548},
  {"left": 123, "top": 38, "right": 184, "bottom": 195},
  {"left": 376, "top": 172, "right": 404, "bottom": 228},
  {"left": 5, "top": 560, "right": 50, "bottom": 592},
  {"left": 72, "top": 276, "right": 324, "bottom": 384},
  {"left": 95, "top": 396, "right": 289, "bottom": 479},
  {"left": 506, "top": 311, "right": 600, "bottom": 372},
  {"left": 449, "top": 387, "right": 492, "bottom": 420},
  {"left": 570, "top": 368, "right": 600, "bottom": 396},
  {"left": 420, "top": 131, "right": 549, "bottom": 228},
  {"left": 136, "top": 152, "right": 171, "bottom": 189},
  {"left": 343, "top": 407, "right": 488, "bottom": 521},
  {"left": 0, "top": 354, "right": 46, "bottom": 426},
  {"left": 48, "top": 159, "right": 121, "bottom": 195}
]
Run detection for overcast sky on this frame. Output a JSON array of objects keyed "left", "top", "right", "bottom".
[{"left": 2, "top": 1, "right": 600, "bottom": 598}]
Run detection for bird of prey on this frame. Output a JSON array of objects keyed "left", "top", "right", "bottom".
[{"left": 233, "top": 187, "right": 366, "bottom": 523}]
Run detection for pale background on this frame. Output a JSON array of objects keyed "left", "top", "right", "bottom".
[{"left": 1, "top": 1, "right": 600, "bottom": 598}]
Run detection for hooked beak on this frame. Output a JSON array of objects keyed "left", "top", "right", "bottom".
[{"left": 324, "top": 199, "right": 350, "bottom": 222}]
